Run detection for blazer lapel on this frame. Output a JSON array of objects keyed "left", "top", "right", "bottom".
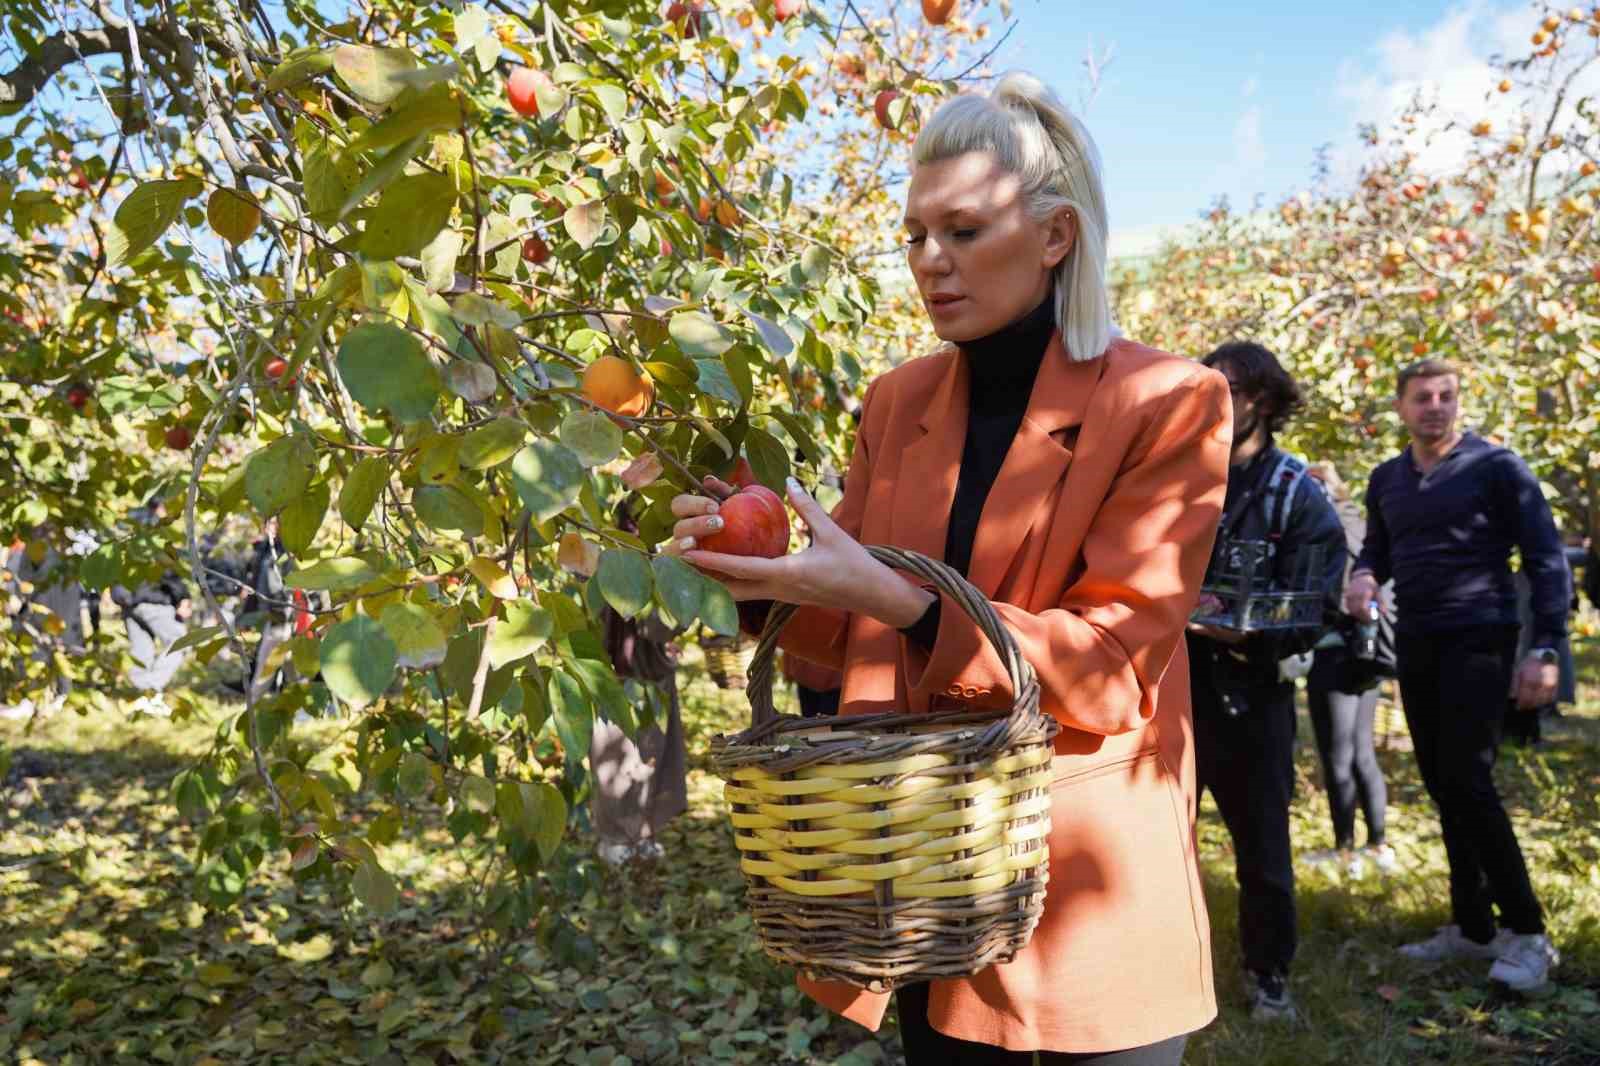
[
  {"left": 966, "top": 334, "right": 1107, "bottom": 595},
  {"left": 889, "top": 349, "right": 966, "bottom": 565}
]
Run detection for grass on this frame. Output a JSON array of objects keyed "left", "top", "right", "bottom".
[{"left": 2, "top": 638, "right": 1600, "bottom": 1065}]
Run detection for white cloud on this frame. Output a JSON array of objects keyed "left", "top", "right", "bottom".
[{"left": 1242, "top": 75, "right": 1259, "bottom": 99}]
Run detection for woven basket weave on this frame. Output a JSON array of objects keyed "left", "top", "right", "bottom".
[
  {"left": 704, "top": 635, "right": 755, "bottom": 690},
  {"left": 709, "top": 546, "right": 1060, "bottom": 992}
]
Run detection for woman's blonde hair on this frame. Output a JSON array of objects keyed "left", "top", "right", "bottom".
[{"left": 912, "top": 71, "right": 1112, "bottom": 363}]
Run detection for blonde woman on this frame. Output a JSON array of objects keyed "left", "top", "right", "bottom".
[{"left": 671, "top": 73, "right": 1230, "bottom": 1063}]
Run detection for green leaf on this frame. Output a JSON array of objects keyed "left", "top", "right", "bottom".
[
  {"left": 692, "top": 359, "right": 742, "bottom": 407},
  {"left": 742, "top": 426, "right": 790, "bottom": 491},
  {"left": 337, "top": 321, "right": 441, "bottom": 422},
  {"left": 351, "top": 83, "right": 464, "bottom": 154},
  {"left": 334, "top": 44, "right": 419, "bottom": 105},
  {"left": 265, "top": 46, "right": 336, "bottom": 91},
  {"left": 419, "top": 226, "right": 462, "bottom": 293},
  {"left": 320, "top": 615, "right": 398, "bottom": 708},
  {"left": 461, "top": 774, "right": 496, "bottom": 813},
  {"left": 590, "top": 82, "right": 629, "bottom": 121},
  {"left": 361, "top": 171, "right": 457, "bottom": 260},
  {"left": 285, "top": 556, "right": 377, "bottom": 592},
  {"left": 510, "top": 440, "right": 585, "bottom": 522},
  {"left": 339, "top": 134, "right": 428, "bottom": 220},
  {"left": 339, "top": 456, "right": 390, "bottom": 529},
  {"left": 741, "top": 307, "right": 795, "bottom": 357},
  {"left": 669, "top": 310, "right": 735, "bottom": 357},
  {"left": 304, "top": 145, "right": 356, "bottom": 224},
  {"left": 459, "top": 417, "right": 527, "bottom": 469},
  {"left": 559, "top": 409, "right": 623, "bottom": 467},
  {"left": 651, "top": 555, "right": 701, "bottom": 627},
  {"left": 280, "top": 481, "right": 330, "bottom": 556},
  {"left": 351, "top": 857, "right": 399, "bottom": 914},
  {"left": 166, "top": 625, "right": 229, "bottom": 655},
  {"left": 596, "top": 550, "right": 653, "bottom": 619},
  {"left": 524, "top": 781, "right": 566, "bottom": 862},
  {"left": 413, "top": 483, "right": 484, "bottom": 537},
  {"left": 699, "top": 575, "right": 738, "bottom": 636},
  {"left": 769, "top": 410, "right": 823, "bottom": 466},
  {"left": 562, "top": 201, "right": 606, "bottom": 250},
  {"left": 548, "top": 668, "right": 594, "bottom": 761},
  {"left": 379, "top": 602, "right": 449, "bottom": 669},
  {"left": 487, "top": 603, "right": 552, "bottom": 669},
  {"left": 106, "top": 179, "right": 203, "bottom": 266},
  {"left": 448, "top": 291, "right": 521, "bottom": 328},
  {"left": 800, "top": 245, "right": 831, "bottom": 281},
  {"left": 245, "top": 435, "right": 317, "bottom": 518}
]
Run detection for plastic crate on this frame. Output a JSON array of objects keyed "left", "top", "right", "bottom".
[{"left": 1191, "top": 538, "right": 1329, "bottom": 633}]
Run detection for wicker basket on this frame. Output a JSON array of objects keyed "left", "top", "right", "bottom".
[
  {"left": 704, "top": 634, "right": 755, "bottom": 690},
  {"left": 710, "top": 546, "right": 1060, "bottom": 992}
]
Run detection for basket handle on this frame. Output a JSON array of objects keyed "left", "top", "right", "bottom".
[{"left": 744, "top": 545, "right": 1038, "bottom": 727}]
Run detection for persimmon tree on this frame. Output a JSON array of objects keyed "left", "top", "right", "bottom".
[
  {"left": 1113, "top": 3, "right": 1600, "bottom": 538},
  {"left": 0, "top": 0, "right": 1011, "bottom": 929}
]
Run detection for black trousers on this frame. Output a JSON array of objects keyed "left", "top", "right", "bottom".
[
  {"left": 1190, "top": 643, "right": 1298, "bottom": 977},
  {"left": 1396, "top": 625, "right": 1543, "bottom": 940},
  {"left": 1307, "top": 651, "right": 1387, "bottom": 849},
  {"left": 895, "top": 983, "right": 1188, "bottom": 1065}
]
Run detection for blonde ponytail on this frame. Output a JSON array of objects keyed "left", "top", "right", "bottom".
[{"left": 913, "top": 72, "right": 1113, "bottom": 363}]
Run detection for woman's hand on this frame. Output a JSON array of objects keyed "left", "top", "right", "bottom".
[{"left": 665, "top": 476, "right": 935, "bottom": 628}]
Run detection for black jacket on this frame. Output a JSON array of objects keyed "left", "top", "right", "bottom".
[{"left": 1191, "top": 444, "right": 1348, "bottom": 685}]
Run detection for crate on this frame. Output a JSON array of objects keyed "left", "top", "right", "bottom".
[{"left": 1191, "top": 538, "right": 1329, "bottom": 633}]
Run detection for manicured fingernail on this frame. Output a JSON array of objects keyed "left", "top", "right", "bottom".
[
  {"left": 705, "top": 501, "right": 719, "bottom": 514},
  {"left": 707, "top": 517, "right": 723, "bottom": 531},
  {"left": 786, "top": 476, "right": 802, "bottom": 494},
  {"left": 678, "top": 536, "right": 696, "bottom": 551}
]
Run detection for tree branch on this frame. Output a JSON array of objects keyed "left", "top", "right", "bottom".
[{"left": 0, "top": 26, "right": 126, "bottom": 108}]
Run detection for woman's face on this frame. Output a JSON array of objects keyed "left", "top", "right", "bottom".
[{"left": 903, "top": 151, "right": 1075, "bottom": 344}]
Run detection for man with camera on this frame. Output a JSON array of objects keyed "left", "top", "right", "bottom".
[
  {"left": 1345, "top": 358, "right": 1566, "bottom": 991},
  {"left": 1187, "top": 342, "right": 1346, "bottom": 1021}
]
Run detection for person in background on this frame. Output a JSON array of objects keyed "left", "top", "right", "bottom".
[
  {"left": 112, "top": 499, "right": 192, "bottom": 701},
  {"left": 240, "top": 518, "right": 296, "bottom": 700},
  {"left": 1186, "top": 341, "right": 1346, "bottom": 1022},
  {"left": 1299, "top": 461, "right": 1394, "bottom": 880},
  {"left": 1505, "top": 547, "right": 1577, "bottom": 747},
  {"left": 1346, "top": 357, "right": 1566, "bottom": 992},
  {"left": 591, "top": 500, "right": 688, "bottom": 867}
]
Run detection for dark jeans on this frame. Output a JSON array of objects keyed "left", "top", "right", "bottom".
[
  {"left": 1396, "top": 625, "right": 1543, "bottom": 940},
  {"left": 1190, "top": 643, "right": 1297, "bottom": 977},
  {"left": 1307, "top": 650, "right": 1387, "bottom": 849},
  {"left": 895, "top": 983, "right": 1188, "bottom": 1065}
]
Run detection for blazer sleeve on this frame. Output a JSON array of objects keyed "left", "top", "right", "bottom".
[
  {"left": 771, "top": 377, "right": 885, "bottom": 670},
  {"left": 899, "top": 370, "right": 1232, "bottom": 735}
]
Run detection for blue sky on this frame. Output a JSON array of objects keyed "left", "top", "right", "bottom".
[{"left": 993, "top": 0, "right": 1543, "bottom": 255}]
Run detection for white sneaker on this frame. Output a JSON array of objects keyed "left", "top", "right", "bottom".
[
  {"left": 1345, "top": 852, "right": 1367, "bottom": 881},
  {"left": 1366, "top": 844, "right": 1398, "bottom": 875},
  {"left": 1488, "top": 933, "right": 1559, "bottom": 992},
  {"left": 634, "top": 839, "right": 665, "bottom": 862},
  {"left": 1399, "top": 925, "right": 1511, "bottom": 962},
  {"left": 596, "top": 840, "right": 635, "bottom": 867}
]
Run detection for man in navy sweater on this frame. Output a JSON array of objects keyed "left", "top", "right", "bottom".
[{"left": 1345, "top": 358, "right": 1566, "bottom": 991}]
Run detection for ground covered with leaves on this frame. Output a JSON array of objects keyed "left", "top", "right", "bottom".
[{"left": 5, "top": 652, "right": 1600, "bottom": 1066}]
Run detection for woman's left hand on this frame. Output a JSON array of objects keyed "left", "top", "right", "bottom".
[{"left": 672, "top": 477, "right": 935, "bottom": 629}]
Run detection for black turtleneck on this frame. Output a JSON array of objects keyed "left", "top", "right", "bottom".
[{"left": 902, "top": 295, "right": 1056, "bottom": 649}]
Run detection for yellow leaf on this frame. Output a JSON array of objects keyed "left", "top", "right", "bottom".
[
  {"left": 467, "top": 556, "right": 518, "bottom": 599},
  {"left": 557, "top": 532, "right": 599, "bottom": 577},
  {"left": 207, "top": 188, "right": 263, "bottom": 245}
]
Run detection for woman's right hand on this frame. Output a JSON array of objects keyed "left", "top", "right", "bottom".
[{"left": 663, "top": 477, "right": 734, "bottom": 555}]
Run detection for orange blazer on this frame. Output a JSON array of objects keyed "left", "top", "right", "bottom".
[{"left": 774, "top": 334, "right": 1232, "bottom": 1053}]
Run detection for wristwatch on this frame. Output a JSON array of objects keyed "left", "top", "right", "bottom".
[{"left": 1530, "top": 647, "right": 1559, "bottom": 665}]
